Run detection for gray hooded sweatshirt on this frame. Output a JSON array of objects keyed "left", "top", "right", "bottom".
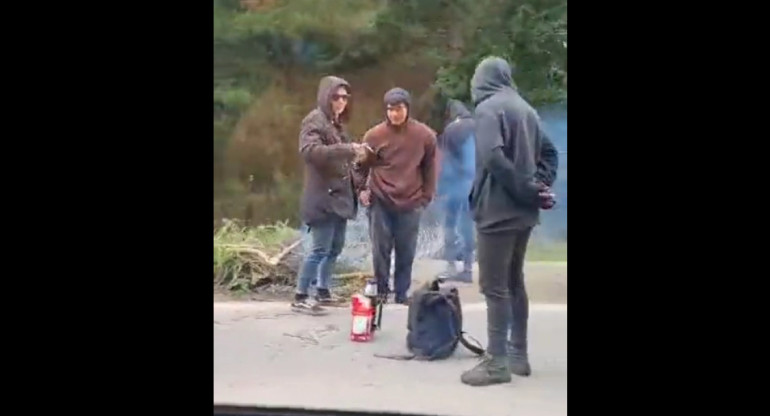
[{"left": 469, "top": 57, "right": 558, "bottom": 233}]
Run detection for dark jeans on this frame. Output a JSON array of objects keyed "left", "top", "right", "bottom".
[
  {"left": 441, "top": 196, "right": 475, "bottom": 265},
  {"left": 296, "top": 216, "right": 347, "bottom": 296},
  {"left": 367, "top": 198, "right": 422, "bottom": 300},
  {"left": 477, "top": 228, "right": 532, "bottom": 357}
]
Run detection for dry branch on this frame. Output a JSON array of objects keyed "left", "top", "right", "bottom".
[
  {"left": 220, "top": 238, "right": 302, "bottom": 266},
  {"left": 333, "top": 272, "right": 372, "bottom": 281},
  {"left": 215, "top": 227, "right": 370, "bottom": 299}
]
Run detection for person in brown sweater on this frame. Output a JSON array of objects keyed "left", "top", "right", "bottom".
[{"left": 353, "top": 87, "right": 438, "bottom": 304}]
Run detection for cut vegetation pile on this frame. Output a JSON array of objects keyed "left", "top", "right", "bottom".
[{"left": 213, "top": 220, "right": 371, "bottom": 299}]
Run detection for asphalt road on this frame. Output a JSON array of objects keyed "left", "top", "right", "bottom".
[{"left": 214, "top": 297, "right": 567, "bottom": 416}]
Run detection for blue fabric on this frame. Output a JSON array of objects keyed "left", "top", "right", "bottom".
[
  {"left": 296, "top": 216, "right": 347, "bottom": 295},
  {"left": 438, "top": 132, "right": 475, "bottom": 200},
  {"left": 442, "top": 196, "right": 475, "bottom": 264}
]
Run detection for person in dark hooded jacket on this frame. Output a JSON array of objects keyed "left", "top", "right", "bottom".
[
  {"left": 353, "top": 87, "right": 438, "bottom": 304},
  {"left": 435, "top": 99, "right": 476, "bottom": 282},
  {"left": 460, "top": 57, "right": 558, "bottom": 387},
  {"left": 292, "top": 75, "right": 370, "bottom": 315}
]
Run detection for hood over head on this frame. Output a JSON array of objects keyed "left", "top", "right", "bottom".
[
  {"left": 446, "top": 99, "right": 471, "bottom": 122},
  {"left": 317, "top": 75, "right": 352, "bottom": 122},
  {"left": 470, "top": 56, "right": 516, "bottom": 105},
  {"left": 383, "top": 87, "right": 412, "bottom": 125}
]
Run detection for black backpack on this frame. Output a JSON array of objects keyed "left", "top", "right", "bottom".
[{"left": 375, "top": 279, "right": 485, "bottom": 361}]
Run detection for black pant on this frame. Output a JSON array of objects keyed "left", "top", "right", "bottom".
[
  {"left": 477, "top": 228, "right": 532, "bottom": 357},
  {"left": 367, "top": 198, "right": 422, "bottom": 300}
]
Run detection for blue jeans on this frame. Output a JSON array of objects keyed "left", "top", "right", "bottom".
[
  {"left": 442, "top": 196, "right": 475, "bottom": 265},
  {"left": 296, "top": 216, "right": 347, "bottom": 295}
]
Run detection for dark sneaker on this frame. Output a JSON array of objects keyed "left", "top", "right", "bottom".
[
  {"left": 460, "top": 355, "right": 512, "bottom": 386},
  {"left": 315, "top": 288, "right": 344, "bottom": 305},
  {"left": 393, "top": 292, "right": 411, "bottom": 305},
  {"left": 290, "top": 295, "right": 327, "bottom": 316},
  {"left": 507, "top": 340, "right": 531, "bottom": 376},
  {"left": 509, "top": 357, "right": 531, "bottom": 376}
]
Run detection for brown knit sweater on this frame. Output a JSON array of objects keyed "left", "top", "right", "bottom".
[{"left": 353, "top": 119, "right": 438, "bottom": 211}]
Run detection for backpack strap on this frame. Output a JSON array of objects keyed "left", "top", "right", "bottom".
[
  {"left": 443, "top": 295, "right": 486, "bottom": 357},
  {"left": 458, "top": 331, "right": 485, "bottom": 356},
  {"left": 373, "top": 352, "right": 416, "bottom": 360}
]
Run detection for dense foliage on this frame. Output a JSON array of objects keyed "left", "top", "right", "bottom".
[{"left": 213, "top": 0, "right": 567, "bottom": 225}]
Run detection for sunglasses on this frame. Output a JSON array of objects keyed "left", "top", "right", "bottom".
[{"left": 332, "top": 93, "right": 350, "bottom": 102}]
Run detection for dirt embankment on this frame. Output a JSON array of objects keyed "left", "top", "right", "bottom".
[{"left": 214, "top": 259, "right": 567, "bottom": 305}]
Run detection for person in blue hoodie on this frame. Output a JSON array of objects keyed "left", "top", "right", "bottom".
[{"left": 436, "top": 99, "right": 477, "bottom": 283}]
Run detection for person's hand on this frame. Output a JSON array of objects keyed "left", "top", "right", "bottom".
[
  {"left": 538, "top": 188, "right": 556, "bottom": 210},
  {"left": 359, "top": 189, "right": 371, "bottom": 207},
  {"left": 351, "top": 143, "right": 367, "bottom": 162},
  {"left": 352, "top": 143, "right": 375, "bottom": 165},
  {"left": 419, "top": 195, "right": 433, "bottom": 209},
  {"left": 540, "top": 194, "right": 556, "bottom": 209},
  {"left": 534, "top": 181, "right": 555, "bottom": 209}
]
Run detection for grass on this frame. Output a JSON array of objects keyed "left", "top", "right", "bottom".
[
  {"left": 213, "top": 220, "right": 373, "bottom": 298},
  {"left": 526, "top": 241, "right": 567, "bottom": 262},
  {"left": 214, "top": 220, "right": 298, "bottom": 253},
  {"left": 213, "top": 220, "right": 301, "bottom": 292},
  {"left": 213, "top": 220, "right": 566, "bottom": 299}
]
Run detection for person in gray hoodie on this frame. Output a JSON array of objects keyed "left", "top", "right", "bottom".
[{"left": 460, "top": 57, "right": 558, "bottom": 387}]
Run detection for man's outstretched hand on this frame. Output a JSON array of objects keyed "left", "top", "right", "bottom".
[{"left": 352, "top": 143, "right": 375, "bottom": 165}]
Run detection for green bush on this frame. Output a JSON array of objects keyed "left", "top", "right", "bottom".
[
  {"left": 212, "top": 0, "right": 568, "bottom": 225},
  {"left": 433, "top": 0, "right": 567, "bottom": 105},
  {"left": 214, "top": 86, "right": 252, "bottom": 113}
]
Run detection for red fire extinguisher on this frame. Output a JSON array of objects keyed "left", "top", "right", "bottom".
[
  {"left": 350, "top": 279, "right": 383, "bottom": 342},
  {"left": 350, "top": 294, "right": 374, "bottom": 342}
]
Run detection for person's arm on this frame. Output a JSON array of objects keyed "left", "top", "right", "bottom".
[
  {"left": 535, "top": 128, "right": 559, "bottom": 187},
  {"left": 352, "top": 130, "right": 377, "bottom": 194},
  {"left": 299, "top": 114, "right": 355, "bottom": 167},
  {"left": 420, "top": 130, "right": 438, "bottom": 206},
  {"left": 475, "top": 110, "right": 540, "bottom": 205}
]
